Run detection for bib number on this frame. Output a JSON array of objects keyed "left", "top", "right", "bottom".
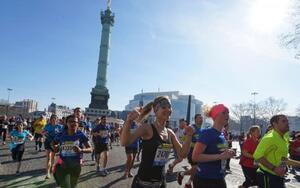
[
  {"left": 61, "top": 140, "right": 79, "bottom": 157},
  {"left": 153, "top": 144, "right": 172, "bottom": 166},
  {"left": 100, "top": 130, "right": 109, "bottom": 138}
]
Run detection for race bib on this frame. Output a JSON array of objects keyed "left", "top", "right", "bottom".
[
  {"left": 130, "top": 128, "right": 136, "bottom": 134},
  {"left": 12, "top": 136, "right": 24, "bottom": 144},
  {"left": 153, "top": 143, "right": 172, "bottom": 166},
  {"left": 100, "top": 130, "right": 109, "bottom": 138},
  {"left": 61, "top": 140, "right": 79, "bottom": 157}
]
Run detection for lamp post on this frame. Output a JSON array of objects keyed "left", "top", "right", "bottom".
[
  {"left": 139, "top": 89, "right": 144, "bottom": 107},
  {"left": 51, "top": 97, "right": 56, "bottom": 103},
  {"left": 6, "top": 88, "right": 13, "bottom": 115},
  {"left": 186, "top": 95, "right": 192, "bottom": 125},
  {"left": 251, "top": 92, "right": 258, "bottom": 125}
]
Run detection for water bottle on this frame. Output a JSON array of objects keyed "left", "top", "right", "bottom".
[
  {"left": 279, "top": 157, "right": 287, "bottom": 173},
  {"left": 253, "top": 160, "right": 259, "bottom": 167},
  {"left": 280, "top": 157, "right": 287, "bottom": 168}
]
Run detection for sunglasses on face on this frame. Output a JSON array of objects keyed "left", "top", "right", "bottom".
[
  {"left": 158, "top": 99, "right": 171, "bottom": 108},
  {"left": 68, "top": 120, "right": 79, "bottom": 124}
]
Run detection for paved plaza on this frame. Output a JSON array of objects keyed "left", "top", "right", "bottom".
[{"left": 1, "top": 141, "right": 300, "bottom": 188}]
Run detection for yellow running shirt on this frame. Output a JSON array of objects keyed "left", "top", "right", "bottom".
[
  {"left": 253, "top": 130, "right": 289, "bottom": 175},
  {"left": 33, "top": 118, "right": 47, "bottom": 134}
]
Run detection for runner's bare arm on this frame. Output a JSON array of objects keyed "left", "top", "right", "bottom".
[
  {"left": 27, "top": 132, "right": 34, "bottom": 141},
  {"left": 169, "top": 127, "right": 193, "bottom": 158},
  {"left": 242, "top": 149, "right": 254, "bottom": 159},
  {"left": 286, "top": 158, "right": 300, "bottom": 167},
  {"left": 120, "top": 119, "right": 145, "bottom": 147},
  {"left": 120, "top": 108, "right": 145, "bottom": 146},
  {"left": 73, "top": 141, "right": 92, "bottom": 153}
]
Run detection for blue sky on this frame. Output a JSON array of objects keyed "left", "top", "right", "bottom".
[{"left": 0, "top": 0, "right": 299, "bottom": 114}]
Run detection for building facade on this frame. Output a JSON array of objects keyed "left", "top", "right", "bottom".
[
  {"left": 0, "top": 99, "right": 38, "bottom": 118},
  {"left": 125, "top": 91, "right": 203, "bottom": 129},
  {"left": 48, "top": 103, "right": 73, "bottom": 119},
  {"left": 288, "top": 116, "right": 300, "bottom": 132}
]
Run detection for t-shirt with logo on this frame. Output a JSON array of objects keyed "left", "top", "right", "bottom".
[
  {"left": 196, "top": 128, "right": 228, "bottom": 179},
  {"left": 10, "top": 130, "right": 30, "bottom": 145},
  {"left": 43, "top": 123, "right": 63, "bottom": 142},
  {"left": 53, "top": 130, "right": 89, "bottom": 162},
  {"left": 92, "top": 124, "right": 110, "bottom": 144},
  {"left": 188, "top": 124, "right": 202, "bottom": 157}
]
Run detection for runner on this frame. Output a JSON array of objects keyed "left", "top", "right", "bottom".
[
  {"left": 167, "top": 119, "right": 186, "bottom": 174},
  {"left": 223, "top": 123, "right": 233, "bottom": 171},
  {"left": 33, "top": 114, "right": 47, "bottom": 151},
  {"left": 92, "top": 115, "right": 111, "bottom": 176},
  {"left": 238, "top": 125, "right": 260, "bottom": 188},
  {"left": 177, "top": 114, "right": 203, "bottom": 188},
  {"left": 115, "top": 123, "right": 121, "bottom": 146},
  {"left": 121, "top": 96, "right": 194, "bottom": 188},
  {"left": 8, "top": 116, "right": 16, "bottom": 134},
  {"left": 43, "top": 114, "right": 63, "bottom": 179},
  {"left": 91, "top": 117, "right": 101, "bottom": 161},
  {"left": 9, "top": 121, "right": 33, "bottom": 175},
  {"left": 192, "top": 104, "right": 236, "bottom": 188},
  {"left": 73, "top": 107, "right": 82, "bottom": 119},
  {"left": 121, "top": 121, "right": 140, "bottom": 178},
  {"left": 52, "top": 114, "right": 92, "bottom": 188},
  {"left": 289, "top": 132, "right": 300, "bottom": 172},
  {"left": 0, "top": 115, "right": 9, "bottom": 145},
  {"left": 253, "top": 114, "right": 300, "bottom": 188}
]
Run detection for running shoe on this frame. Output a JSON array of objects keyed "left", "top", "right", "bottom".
[
  {"left": 45, "top": 174, "right": 51, "bottom": 179},
  {"left": 99, "top": 170, "right": 107, "bottom": 176},
  {"left": 128, "top": 172, "right": 133, "bottom": 178},
  {"left": 103, "top": 169, "right": 109, "bottom": 175},
  {"left": 96, "top": 166, "right": 100, "bottom": 172}
]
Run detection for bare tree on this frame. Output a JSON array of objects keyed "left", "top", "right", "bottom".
[
  {"left": 281, "top": 0, "right": 300, "bottom": 59},
  {"left": 260, "top": 97, "right": 287, "bottom": 119},
  {"left": 296, "top": 105, "right": 300, "bottom": 116},
  {"left": 230, "top": 103, "right": 252, "bottom": 123}
]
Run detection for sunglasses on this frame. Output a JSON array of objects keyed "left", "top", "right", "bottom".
[{"left": 68, "top": 120, "right": 79, "bottom": 124}]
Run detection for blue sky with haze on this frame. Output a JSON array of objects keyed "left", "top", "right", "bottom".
[{"left": 0, "top": 0, "right": 299, "bottom": 114}]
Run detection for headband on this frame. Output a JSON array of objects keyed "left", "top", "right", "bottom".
[{"left": 210, "top": 104, "right": 228, "bottom": 120}]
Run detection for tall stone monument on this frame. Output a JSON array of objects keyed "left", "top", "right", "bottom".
[{"left": 86, "top": 0, "right": 114, "bottom": 118}]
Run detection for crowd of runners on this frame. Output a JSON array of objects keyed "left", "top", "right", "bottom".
[{"left": 1, "top": 96, "right": 300, "bottom": 188}]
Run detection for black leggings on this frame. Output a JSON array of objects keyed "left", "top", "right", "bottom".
[
  {"left": 131, "top": 175, "right": 166, "bottom": 188},
  {"left": 241, "top": 165, "right": 258, "bottom": 187},
  {"left": 12, "top": 144, "right": 25, "bottom": 162},
  {"left": 193, "top": 175, "right": 227, "bottom": 188},
  {"left": 0, "top": 128, "right": 7, "bottom": 142},
  {"left": 257, "top": 169, "right": 285, "bottom": 188}
]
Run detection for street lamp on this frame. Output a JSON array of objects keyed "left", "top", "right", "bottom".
[
  {"left": 251, "top": 92, "right": 258, "bottom": 125},
  {"left": 51, "top": 97, "right": 56, "bottom": 103},
  {"left": 6, "top": 88, "right": 13, "bottom": 115},
  {"left": 139, "top": 89, "right": 144, "bottom": 107}
]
